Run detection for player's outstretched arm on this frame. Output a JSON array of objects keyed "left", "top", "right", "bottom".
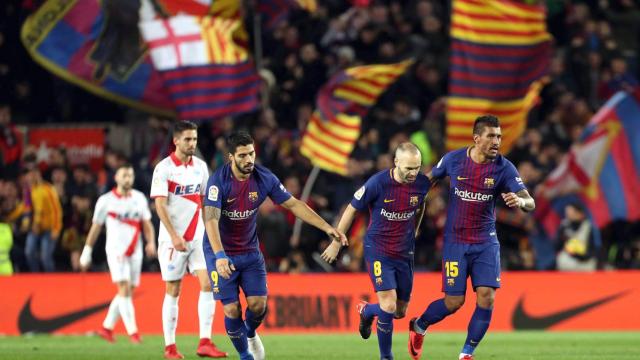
[
  {"left": 203, "top": 205, "right": 235, "bottom": 279},
  {"left": 142, "top": 219, "right": 157, "bottom": 258},
  {"left": 79, "top": 222, "right": 103, "bottom": 271},
  {"left": 321, "top": 204, "right": 357, "bottom": 263},
  {"left": 154, "top": 197, "right": 187, "bottom": 251},
  {"left": 281, "top": 197, "right": 347, "bottom": 244},
  {"left": 501, "top": 189, "right": 536, "bottom": 212}
]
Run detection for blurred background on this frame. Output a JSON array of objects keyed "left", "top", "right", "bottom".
[{"left": 1, "top": 0, "right": 639, "bottom": 279}]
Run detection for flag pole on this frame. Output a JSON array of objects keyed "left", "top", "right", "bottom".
[{"left": 290, "top": 165, "right": 321, "bottom": 248}]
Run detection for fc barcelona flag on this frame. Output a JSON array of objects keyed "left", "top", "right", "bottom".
[
  {"left": 21, "top": 0, "right": 175, "bottom": 116},
  {"left": 139, "top": 0, "right": 260, "bottom": 120},
  {"left": 536, "top": 91, "right": 640, "bottom": 236},
  {"left": 300, "top": 60, "right": 413, "bottom": 176},
  {"left": 446, "top": 0, "right": 551, "bottom": 152}
]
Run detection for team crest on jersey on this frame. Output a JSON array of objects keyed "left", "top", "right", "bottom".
[
  {"left": 447, "top": 278, "right": 455, "bottom": 286},
  {"left": 484, "top": 178, "right": 495, "bottom": 188},
  {"left": 213, "top": 287, "right": 220, "bottom": 294},
  {"left": 375, "top": 277, "right": 383, "bottom": 286},
  {"left": 410, "top": 195, "right": 419, "bottom": 206},
  {"left": 248, "top": 191, "right": 258, "bottom": 202}
]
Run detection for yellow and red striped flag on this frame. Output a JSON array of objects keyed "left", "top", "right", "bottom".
[
  {"left": 301, "top": 60, "right": 413, "bottom": 175},
  {"left": 446, "top": 0, "right": 552, "bottom": 151}
]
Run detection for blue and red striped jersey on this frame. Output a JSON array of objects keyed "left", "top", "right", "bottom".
[
  {"left": 433, "top": 147, "right": 526, "bottom": 244},
  {"left": 351, "top": 168, "right": 430, "bottom": 259},
  {"left": 204, "top": 163, "right": 291, "bottom": 255}
]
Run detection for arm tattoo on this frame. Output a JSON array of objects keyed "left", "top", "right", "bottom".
[{"left": 204, "top": 206, "right": 221, "bottom": 221}]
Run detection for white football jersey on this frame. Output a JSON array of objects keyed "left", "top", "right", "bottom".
[
  {"left": 93, "top": 188, "right": 152, "bottom": 257},
  {"left": 150, "top": 153, "right": 208, "bottom": 243}
]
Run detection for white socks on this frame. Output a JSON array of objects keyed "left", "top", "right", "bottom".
[
  {"left": 198, "top": 291, "right": 215, "bottom": 339},
  {"left": 163, "top": 294, "right": 179, "bottom": 345},
  {"left": 102, "top": 295, "right": 120, "bottom": 330},
  {"left": 118, "top": 295, "right": 138, "bottom": 335}
]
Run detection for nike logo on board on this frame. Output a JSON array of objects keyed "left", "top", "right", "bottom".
[
  {"left": 18, "top": 295, "right": 112, "bottom": 334},
  {"left": 511, "top": 290, "right": 629, "bottom": 330}
]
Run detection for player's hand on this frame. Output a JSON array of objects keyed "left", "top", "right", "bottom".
[
  {"left": 326, "top": 227, "right": 348, "bottom": 246},
  {"left": 171, "top": 234, "right": 187, "bottom": 252},
  {"left": 501, "top": 192, "right": 524, "bottom": 209},
  {"left": 216, "top": 258, "right": 236, "bottom": 279},
  {"left": 321, "top": 240, "right": 342, "bottom": 264},
  {"left": 145, "top": 242, "right": 157, "bottom": 258},
  {"left": 79, "top": 245, "right": 92, "bottom": 272}
]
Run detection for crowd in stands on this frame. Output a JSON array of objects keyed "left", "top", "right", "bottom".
[{"left": 1, "top": 0, "right": 640, "bottom": 274}]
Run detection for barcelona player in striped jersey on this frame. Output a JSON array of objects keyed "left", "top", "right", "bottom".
[
  {"left": 407, "top": 115, "right": 535, "bottom": 360},
  {"left": 322, "top": 142, "right": 430, "bottom": 360},
  {"left": 203, "top": 131, "right": 347, "bottom": 360}
]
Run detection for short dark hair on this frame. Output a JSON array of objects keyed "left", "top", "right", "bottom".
[
  {"left": 566, "top": 201, "right": 586, "bottom": 215},
  {"left": 172, "top": 121, "right": 198, "bottom": 137},
  {"left": 473, "top": 115, "right": 500, "bottom": 135},
  {"left": 227, "top": 131, "right": 254, "bottom": 154},
  {"left": 116, "top": 163, "right": 133, "bottom": 172}
]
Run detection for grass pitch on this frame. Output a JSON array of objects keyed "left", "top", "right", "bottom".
[{"left": 0, "top": 332, "right": 638, "bottom": 359}]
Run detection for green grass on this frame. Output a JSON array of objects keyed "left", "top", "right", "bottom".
[{"left": 0, "top": 332, "right": 639, "bottom": 359}]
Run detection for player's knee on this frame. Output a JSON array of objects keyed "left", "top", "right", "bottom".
[
  {"left": 223, "top": 303, "right": 242, "bottom": 318},
  {"left": 201, "top": 281, "right": 212, "bottom": 292},
  {"left": 379, "top": 301, "right": 397, "bottom": 314},
  {"left": 445, "top": 296, "right": 465, "bottom": 312},
  {"left": 165, "top": 281, "right": 181, "bottom": 297},
  {"left": 248, "top": 300, "right": 266, "bottom": 315},
  {"left": 476, "top": 288, "right": 495, "bottom": 308},
  {"left": 394, "top": 309, "right": 406, "bottom": 319}
]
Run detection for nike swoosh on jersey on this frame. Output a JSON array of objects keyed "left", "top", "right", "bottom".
[
  {"left": 511, "top": 290, "right": 629, "bottom": 330},
  {"left": 457, "top": 176, "right": 469, "bottom": 180},
  {"left": 18, "top": 295, "right": 112, "bottom": 334},
  {"left": 383, "top": 199, "right": 395, "bottom": 203},
  {"left": 227, "top": 198, "right": 237, "bottom": 203}
]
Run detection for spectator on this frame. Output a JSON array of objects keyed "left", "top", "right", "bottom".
[
  {"left": 555, "top": 203, "right": 600, "bottom": 271},
  {"left": 0, "top": 102, "right": 22, "bottom": 179},
  {"left": 24, "top": 163, "right": 63, "bottom": 272}
]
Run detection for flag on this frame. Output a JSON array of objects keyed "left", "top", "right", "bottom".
[
  {"left": 139, "top": 0, "right": 260, "bottom": 120},
  {"left": 21, "top": 0, "right": 175, "bottom": 116},
  {"left": 300, "top": 60, "right": 413, "bottom": 176},
  {"left": 258, "top": 0, "right": 317, "bottom": 29},
  {"left": 446, "top": 0, "right": 551, "bottom": 151},
  {"left": 535, "top": 91, "right": 640, "bottom": 238}
]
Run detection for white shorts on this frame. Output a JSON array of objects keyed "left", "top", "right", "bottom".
[
  {"left": 107, "top": 253, "right": 143, "bottom": 286},
  {"left": 158, "top": 237, "right": 207, "bottom": 281}
]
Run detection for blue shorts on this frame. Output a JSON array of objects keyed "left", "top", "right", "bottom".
[
  {"left": 441, "top": 240, "right": 501, "bottom": 295},
  {"left": 364, "top": 251, "right": 414, "bottom": 302},
  {"left": 204, "top": 249, "right": 267, "bottom": 305}
]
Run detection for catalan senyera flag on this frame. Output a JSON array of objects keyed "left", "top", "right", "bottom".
[
  {"left": 300, "top": 60, "right": 413, "bottom": 175},
  {"left": 21, "top": 0, "right": 174, "bottom": 116},
  {"left": 535, "top": 91, "right": 640, "bottom": 237},
  {"left": 446, "top": 0, "right": 552, "bottom": 151},
  {"left": 139, "top": 0, "right": 260, "bottom": 120}
]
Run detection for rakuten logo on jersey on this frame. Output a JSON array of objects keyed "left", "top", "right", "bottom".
[
  {"left": 222, "top": 208, "right": 258, "bottom": 220},
  {"left": 454, "top": 187, "right": 493, "bottom": 202},
  {"left": 380, "top": 208, "right": 415, "bottom": 221}
]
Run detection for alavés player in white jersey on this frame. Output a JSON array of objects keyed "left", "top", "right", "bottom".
[
  {"left": 151, "top": 121, "right": 227, "bottom": 359},
  {"left": 80, "top": 163, "right": 156, "bottom": 344}
]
